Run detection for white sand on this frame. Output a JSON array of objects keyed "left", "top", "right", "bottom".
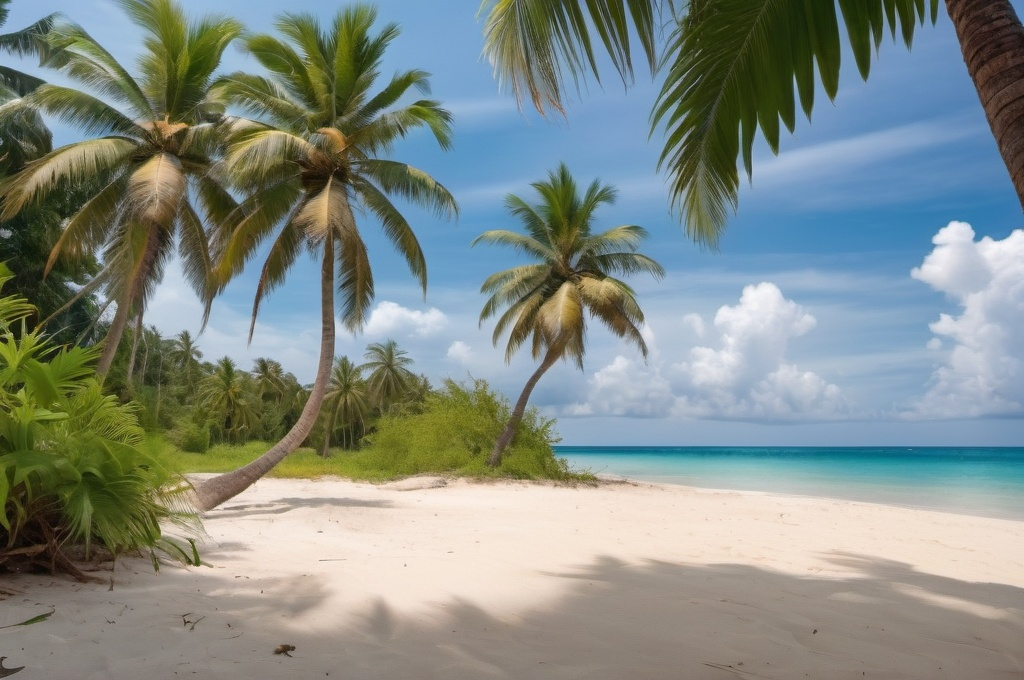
[{"left": 2, "top": 476, "right": 1023, "bottom": 679}]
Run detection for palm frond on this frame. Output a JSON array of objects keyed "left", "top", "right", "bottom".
[
  {"left": 44, "top": 176, "right": 128, "bottom": 274},
  {"left": 354, "top": 159, "right": 458, "bottom": 220},
  {"left": 479, "top": 0, "right": 659, "bottom": 115},
  {"left": 352, "top": 179, "right": 427, "bottom": 295},
  {"left": 653, "top": 0, "right": 939, "bottom": 246},
  {"left": 0, "top": 136, "right": 135, "bottom": 219},
  {"left": 125, "top": 152, "right": 186, "bottom": 226},
  {"left": 29, "top": 84, "right": 141, "bottom": 137}
]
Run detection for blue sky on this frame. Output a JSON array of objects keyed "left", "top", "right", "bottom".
[{"left": 5, "top": 1, "right": 1024, "bottom": 446}]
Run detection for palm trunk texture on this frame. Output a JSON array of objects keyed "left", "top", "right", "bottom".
[
  {"left": 488, "top": 347, "right": 561, "bottom": 467},
  {"left": 192, "top": 242, "right": 337, "bottom": 511},
  {"left": 946, "top": 0, "right": 1024, "bottom": 211}
]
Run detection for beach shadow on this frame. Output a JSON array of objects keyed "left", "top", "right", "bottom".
[
  {"left": 6, "top": 553, "right": 1022, "bottom": 679},
  {"left": 209, "top": 496, "right": 393, "bottom": 519}
]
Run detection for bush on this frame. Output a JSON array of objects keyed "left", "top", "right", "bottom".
[
  {"left": 168, "top": 421, "right": 211, "bottom": 454},
  {"left": 0, "top": 267, "right": 199, "bottom": 579},
  {"left": 350, "top": 378, "right": 570, "bottom": 480}
]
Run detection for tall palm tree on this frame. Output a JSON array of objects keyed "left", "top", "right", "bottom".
[
  {"left": 479, "top": 1, "right": 1024, "bottom": 245},
  {"left": 199, "top": 356, "right": 257, "bottom": 444},
  {"left": 252, "top": 357, "right": 287, "bottom": 403},
  {"left": 474, "top": 163, "right": 664, "bottom": 466},
  {"left": 191, "top": 5, "right": 457, "bottom": 510},
  {"left": 0, "top": 0, "right": 242, "bottom": 376},
  {"left": 363, "top": 339, "right": 416, "bottom": 416},
  {"left": 321, "top": 356, "right": 370, "bottom": 455}
]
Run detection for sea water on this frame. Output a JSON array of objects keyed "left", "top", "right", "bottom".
[{"left": 556, "top": 446, "right": 1024, "bottom": 520}]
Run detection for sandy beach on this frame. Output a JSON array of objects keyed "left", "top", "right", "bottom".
[{"left": 2, "top": 476, "right": 1022, "bottom": 679}]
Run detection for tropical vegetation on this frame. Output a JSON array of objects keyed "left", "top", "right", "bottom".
[
  {"left": 474, "top": 164, "right": 664, "bottom": 466},
  {"left": 478, "top": 1, "right": 1024, "bottom": 245},
  {"left": 189, "top": 4, "right": 458, "bottom": 511},
  {"left": 0, "top": 264, "right": 198, "bottom": 580}
]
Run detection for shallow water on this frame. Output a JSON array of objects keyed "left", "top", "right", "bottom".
[{"left": 556, "top": 446, "right": 1024, "bottom": 520}]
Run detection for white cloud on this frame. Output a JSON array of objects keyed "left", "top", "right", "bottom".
[
  {"left": 668, "top": 283, "right": 847, "bottom": 420},
  {"left": 446, "top": 340, "right": 473, "bottom": 364},
  {"left": 363, "top": 300, "right": 447, "bottom": 338},
  {"left": 908, "top": 222, "right": 1024, "bottom": 418},
  {"left": 569, "top": 283, "right": 848, "bottom": 422}
]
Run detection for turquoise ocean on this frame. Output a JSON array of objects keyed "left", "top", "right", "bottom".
[{"left": 556, "top": 446, "right": 1024, "bottom": 520}]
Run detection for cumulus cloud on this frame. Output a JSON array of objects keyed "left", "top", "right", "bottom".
[
  {"left": 669, "top": 283, "right": 846, "bottom": 420},
  {"left": 908, "top": 222, "right": 1024, "bottom": 418},
  {"left": 364, "top": 300, "right": 447, "bottom": 337},
  {"left": 446, "top": 340, "right": 473, "bottom": 364},
  {"left": 568, "top": 283, "right": 847, "bottom": 421}
]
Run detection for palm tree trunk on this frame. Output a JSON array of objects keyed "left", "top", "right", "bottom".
[
  {"left": 192, "top": 242, "right": 337, "bottom": 511},
  {"left": 96, "top": 229, "right": 161, "bottom": 377},
  {"left": 96, "top": 291, "right": 132, "bottom": 377},
  {"left": 126, "top": 312, "right": 143, "bottom": 384},
  {"left": 488, "top": 347, "right": 562, "bottom": 467},
  {"left": 946, "top": 0, "right": 1024, "bottom": 211}
]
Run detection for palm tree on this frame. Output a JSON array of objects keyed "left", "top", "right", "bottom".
[
  {"left": 321, "top": 356, "right": 370, "bottom": 455},
  {"left": 479, "top": 1, "right": 1024, "bottom": 245},
  {"left": 199, "top": 356, "right": 257, "bottom": 444},
  {"left": 474, "top": 163, "right": 664, "bottom": 466},
  {"left": 252, "top": 357, "right": 287, "bottom": 403},
  {"left": 190, "top": 5, "right": 457, "bottom": 510},
  {"left": 363, "top": 339, "right": 416, "bottom": 416},
  {"left": 0, "top": 0, "right": 242, "bottom": 376},
  {"left": 167, "top": 329, "right": 203, "bottom": 393}
]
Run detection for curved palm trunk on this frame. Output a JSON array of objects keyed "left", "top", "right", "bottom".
[
  {"left": 192, "top": 242, "right": 336, "bottom": 511},
  {"left": 96, "top": 229, "right": 161, "bottom": 377},
  {"left": 946, "top": 0, "right": 1024, "bottom": 211},
  {"left": 488, "top": 347, "right": 562, "bottom": 467}
]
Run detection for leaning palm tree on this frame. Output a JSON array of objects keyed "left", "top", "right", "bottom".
[
  {"left": 474, "top": 163, "right": 664, "bottom": 466},
  {"left": 321, "top": 356, "right": 370, "bottom": 455},
  {"left": 190, "top": 5, "right": 457, "bottom": 510},
  {"left": 363, "top": 339, "right": 416, "bottom": 416},
  {"left": 479, "top": 1, "right": 1024, "bottom": 245},
  {"left": 0, "top": 0, "right": 242, "bottom": 376}
]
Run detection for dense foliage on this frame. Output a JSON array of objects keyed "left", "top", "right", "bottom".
[{"left": 0, "top": 266, "right": 198, "bottom": 579}]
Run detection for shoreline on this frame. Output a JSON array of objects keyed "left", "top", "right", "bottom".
[{"left": 3, "top": 476, "right": 1022, "bottom": 678}]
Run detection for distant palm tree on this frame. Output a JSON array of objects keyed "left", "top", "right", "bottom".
[
  {"left": 479, "top": 1, "right": 1024, "bottom": 244},
  {"left": 363, "top": 339, "right": 416, "bottom": 415},
  {"left": 252, "top": 357, "right": 287, "bottom": 403},
  {"left": 167, "top": 329, "right": 203, "bottom": 393},
  {"left": 199, "top": 356, "right": 256, "bottom": 444},
  {"left": 0, "top": 0, "right": 242, "bottom": 375},
  {"left": 191, "top": 5, "right": 457, "bottom": 510},
  {"left": 474, "top": 163, "right": 664, "bottom": 466},
  {"left": 321, "top": 356, "right": 369, "bottom": 455}
]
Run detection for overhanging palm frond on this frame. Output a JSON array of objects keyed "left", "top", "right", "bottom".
[
  {"left": 653, "top": 0, "right": 939, "bottom": 246},
  {"left": 479, "top": 0, "right": 659, "bottom": 115}
]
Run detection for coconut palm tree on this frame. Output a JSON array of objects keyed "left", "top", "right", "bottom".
[
  {"left": 167, "top": 329, "right": 203, "bottom": 391},
  {"left": 479, "top": 1, "right": 1024, "bottom": 245},
  {"left": 321, "top": 356, "right": 370, "bottom": 455},
  {"left": 190, "top": 5, "right": 457, "bottom": 510},
  {"left": 0, "top": 0, "right": 242, "bottom": 376},
  {"left": 474, "top": 163, "right": 664, "bottom": 466},
  {"left": 199, "top": 356, "right": 257, "bottom": 444},
  {"left": 363, "top": 339, "right": 416, "bottom": 416},
  {"left": 252, "top": 357, "right": 287, "bottom": 404}
]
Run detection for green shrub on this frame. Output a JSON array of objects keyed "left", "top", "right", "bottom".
[
  {"left": 0, "top": 266, "right": 199, "bottom": 578},
  {"left": 168, "top": 421, "right": 211, "bottom": 454},
  {"left": 349, "top": 378, "right": 571, "bottom": 480}
]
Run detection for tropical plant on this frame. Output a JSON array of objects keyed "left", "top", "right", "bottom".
[
  {"left": 0, "top": 264, "right": 198, "bottom": 579},
  {"left": 363, "top": 339, "right": 416, "bottom": 416},
  {"left": 0, "top": 0, "right": 242, "bottom": 376},
  {"left": 199, "top": 356, "right": 257, "bottom": 444},
  {"left": 478, "top": 1, "right": 1024, "bottom": 245},
  {"left": 321, "top": 356, "right": 369, "bottom": 455},
  {"left": 167, "top": 329, "right": 203, "bottom": 395},
  {"left": 191, "top": 5, "right": 457, "bottom": 510},
  {"left": 474, "top": 163, "right": 664, "bottom": 465},
  {"left": 252, "top": 357, "right": 286, "bottom": 403}
]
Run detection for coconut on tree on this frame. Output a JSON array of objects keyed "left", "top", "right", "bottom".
[
  {"left": 474, "top": 163, "right": 664, "bottom": 467},
  {"left": 190, "top": 5, "right": 457, "bottom": 510},
  {"left": 478, "top": 1, "right": 1024, "bottom": 244},
  {"left": 0, "top": 0, "right": 242, "bottom": 376}
]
